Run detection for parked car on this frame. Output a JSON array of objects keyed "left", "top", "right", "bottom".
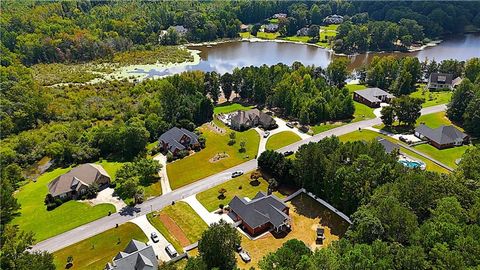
[
  {"left": 235, "top": 244, "right": 243, "bottom": 252},
  {"left": 150, "top": 232, "right": 159, "bottom": 243},
  {"left": 263, "top": 131, "right": 270, "bottom": 138},
  {"left": 232, "top": 171, "right": 244, "bottom": 178},
  {"left": 283, "top": 150, "right": 294, "bottom": 156},
  {"left": 286, "top": 122, "right": 294, "bottom": 128},
  {"left": 165, "top": 244, "right": 178, "bottom": 257},
  {"left": 239, "top": 250, "right": 251, "bottom": 262}
]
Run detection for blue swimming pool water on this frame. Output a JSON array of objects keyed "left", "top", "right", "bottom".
[{"left": 399, "top": 160, "right": 423, "bottom": 168}]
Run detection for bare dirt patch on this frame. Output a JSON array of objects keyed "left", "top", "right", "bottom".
[
  {"left": 209, "top": 152, "right": 230, "bottom": 163},
  {"left": 158, "top": 213, "right": 191, "bottom": 247}
]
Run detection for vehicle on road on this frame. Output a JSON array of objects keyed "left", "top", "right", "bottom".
[
  {"left": 283, "top": 150, "right": 294, "bottom": 156},
  {"left": 286, "top": 122, "right": 294, "bottom": 128},
  {"left": 150, "top": 232, "right": 159, "bottom": 243},
  {"left": 239, "top": 250, "right": 251, "bottom": 262},
  {"left": 165, "top": 244, "right": 178, "bottom": 257},
  {"left": 231, "top": 171, "right": 244, "bottom": 178},
  {"left": 263, "top": 131, "right": 270, "bottom": 138}
]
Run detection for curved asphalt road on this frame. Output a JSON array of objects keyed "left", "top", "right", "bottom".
[{"left": 32, "top": 104, "right": 446, "bottom": 253}]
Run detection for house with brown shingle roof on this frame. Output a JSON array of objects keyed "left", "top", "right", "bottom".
[
  {"left": 47, "top": 163, "right": 111, "bottom": 200},
  {"left": 230, "top": 109, "right": 277, "bottom": 131}
]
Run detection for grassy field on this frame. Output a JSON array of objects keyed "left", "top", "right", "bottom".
[
  {"left": 214, "top": 103, "right": 254, "bottom": 114},
  {"left": 147, "top": 202, "right": 208, "bottom": 251},
  {"left": 237, "top": 194, "right": 349, "bottom": 268},
  {"left": 256, "top": 32, "right": 280, "bottom": 40},
  {"left": 410, "top": 87, "right": 452, "bottom": 108},
  {"left": 374, "top": 111, "right": 460, "bottom": 133},
  {"left": 32, "top": 63, "right": 108, "bottom": 86},
  {"left": 311, "top": 122, "right": 345, "bottom": 134},
  {"left": 338, "top": 129, "right": 450, "bottom": 174},
  {"left": 346, "top": 84, "right": 367, "bottom": 93},
  {"left": 413, "top": 144, "right": 473, "bottom": 168},
  {"left": 12, "top": 168, "right": 116, "bottom": 242},
  {"left": 283, "top": 36, "right": 310, "bottom": 43},
  {"left": 53, "top": 222, "right": 147, "bottom": 270},
  {"left": 196, "top": 171, "right": 288, "bottom": 212},
  {"left": 266, "top": 131, "right": 302, "bottom": 150},
  {"left": 167, "top": 122, "right": 260, "bottom": 189}
]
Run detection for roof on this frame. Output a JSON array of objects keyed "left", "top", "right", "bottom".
[
  {"left": 265, "top": 24, "right": 279, "bottom": 31},
  {"left": 429, "top": 73, "right": 453, "bottom": 85},
  {"left": 47, "top": 164, "right": 110, "bottom": 197},
  {"left": 415, "top": 124, "right": 468, "bottom": 145},
  {"left": 106, "top": 240, "right": 157, "bottom": 270},
  {"left": 159, "top": 127, "right": 199, "bottom": 152},
  {"left": 376, "top": 137, "right": 399, "bottom": 154},
  {"left": 354, "top": 88, "right": 394, "bottom": 103},
  {"left": 231, "top": 109, "right": 275, "bottom": 128},
  {"left": 452, "top": 77, "right": 463, "bottom": 87},
  {"left": 229, "top": 192, "right": 290, "bottom": 229},
  {"left": 171, "top": 25, "right": 187, "bottom": 34}
]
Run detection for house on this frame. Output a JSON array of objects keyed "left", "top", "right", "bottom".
[
  {"left": 452, "top": 77, "right": 463, "bottom": 88},
  {"left": 159, "top": 25, "right": 188, "bottom": 38},
  {"left": 240, "top": 24, "right": 249, "bottom": 32},
  {"left": 264, "top": 24, "right": 279, "bottom": 33},
  {"left": 158, "top": 127, "right": 199, "bottom": 155},
  {"left": 228, "top": 192, "right": 291, "bottom": 236},
  {"left": 47, "top": 164, "right": 110, "bottom": 200},
  {"left": 323, "top": 14, "right": 343, "bottom": 24},
  {"left": 105, "top": 239, "right": 158, "bottom": 270},
  {"left": 353, "top": 88, "right": 395, "bottom": 108},
  {"left": 376, "top": 137, "right": 400, "bottom": 154},
  {"left": 230, "top": 109, "right": 277, "bottom": 131},
  {"left": 296, "top": 27, "right": 309, "bottom": 36},
  {"left": 272, "top": 13, "right": 287, "bottom": 19},
  {"left": 414, "top": 124, "right": 469, "bottom": 149},
  {"left": 427, "top": 73, "right": 454, "bottom": 90}
]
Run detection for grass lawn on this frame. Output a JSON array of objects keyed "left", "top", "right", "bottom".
[
  {"left": 311, "top": 122, "right": 345, "bottom": 134},
  {"left": 353, "top": 101, "right": 376, "bottom": 122},
  {"left": 413, "top": 144, "right": 473, "bottom": 168},
  {"left": 409, "top": 87, "right": 452, "bottom": 108},
  {"left": 196, "top": 171, "right": 289, "bottom": 212},
  {"left": 283, "top": 36, "right": 310, "bottom": 43},
  {"left": 12, "top": 168, "right": 116, "bottom": 242},
  {"left": 239, "top": 32, "right": 252, "bottom": 38},
  {"left": 339, "top": 130, "right": 450, "bottom": 174},
  {"left": 346, "top": 84, "right": 367, "bottom": 93},
  {"left": 214, "top": 103, "right": 254, "bottom": 115},
  {"left": 147, "top": 202, "right": 208, "bottom": 251},
  {"left": 266, "top": 131, "right": 302, "bottom": 150},
  {"left": 256, "top": 32, "right": 280, "bottom": 40},
  {"left": 167, "top": 123, "right": 260, "bottom": 189},
  {"left": 237, "top": 194, "right": 349, "bottom": 268},
  {"left": 53, "top": 222, "right": 147, "bottom": 270},
  {"left": 374, "top": 111, "right": 460, "bottom": 133}
]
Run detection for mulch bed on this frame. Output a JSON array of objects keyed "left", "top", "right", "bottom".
[{"left": 158, "top": 213, "right": 190, "bottom": 247}]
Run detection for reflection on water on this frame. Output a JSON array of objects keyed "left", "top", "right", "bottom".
[{"left": 130, "top": 33, "right": 480, "bottom": 78}]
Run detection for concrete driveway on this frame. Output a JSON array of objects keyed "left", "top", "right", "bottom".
[
  {"left": 130, "top": 215, "right": 173, "bottom": 262},
  {"left": 83, "top": 188, "right": 126, "bottom": 212},
  {"left": 182, "top": 195, "right": 233, "bottom": 226},
  {"left": 153, "top": 153, "right": 172, "bottom": 194}
]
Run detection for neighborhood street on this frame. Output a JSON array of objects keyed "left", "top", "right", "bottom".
[{"left": 32, "top": 104, "right": 447, "bottom": 254}]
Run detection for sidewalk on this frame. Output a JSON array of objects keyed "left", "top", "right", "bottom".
[
  {"left": 182, "top": 195, "right": 233, "bottom": 226},
  {"left": 153, "top": 153, "right": 172, "bottom": 194},
  {"left": 130, "top": 215, "right": 174, "bottom": 262}
]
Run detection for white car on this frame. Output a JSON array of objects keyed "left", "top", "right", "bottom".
[
  {"left": 150, "top": 232, "right": 159, "bottom": 243},
  {"left": 231, "top": 171, "right": 244, "bottom": 178},
  {"left": 263, "top": 131, "right": 270, "bottom": 138},
  {"left": 165, "top": 244, "right": 178, "bottom": 257},
  {"left": 239, "top": 250, "right": 251, "bottom": 262}
]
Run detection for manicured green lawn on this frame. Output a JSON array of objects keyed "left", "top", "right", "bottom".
[
  {"left": 413, "top": 144, "right": 473, "bottom": 168},
  {"left": 167, "top": 123, "right": 260, "bottom": 189},
  {"left": 197, "top": 171, "right": 287, "bottom": 212},
  {"left": 417, "top": 111, "right": 458, "bottom": 129},
  {"left": 256, "top": 32, "right": 280, "bottom": 40},
  {"left": 266, "top": 131, "right": 302, "bottom": 150},
  {"left": 239, "top": 32, "right": 252, "bottom": 38},
  {"left": 53, "top": 222, "right": 147, "bottom": 270},
  {"left": 346, "top": 84, "right": 367, "bottom": 93},
  {"left": 409, "top": 87, "right": 452, "bottom": 108},
  {"left": 311, "top": 122, "right": 345, "bottom": 134},
  {"left": 214, "top": 103, "right": 254, "bottom": 114},
  {"left": 284, "top": 36, "right": 310, "bottom": 43},
  {"left": 353, "top": 101, "right": 376, "bottom": 122},
  {"left": 12, "top": 168, "right": 116, "bottom": 242}
]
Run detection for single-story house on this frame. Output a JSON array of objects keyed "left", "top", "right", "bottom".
[
  {"left": 272, "top": 13, "right": 287, "bottom": 19},
  {"left": 105, "top": 239, "right": 158, "bottom": 270},
  {"left": 353, "top": 88, "right": 395, "bottom": 108},
  {"left": 230, "top": 109, "right": 277, "bottom": 131},
  {"left": 159, "top": 127, "right": 200, "bottom": 155},
  {"left": 414, "top": 124, "right": 469, "bottom": 149},
  {"left": 159, "top": 25, "right": 188, "bottom": 39},
  {"left": 323, "top": 14, "right": 343, "bottom": 24},
  {"left": 427, "top": 73, "right": 454, "bottom": 90},
  {"left": 264, "top": 24, "right": 279, "bottom": 33},
  {"left": 228, "top": 192, "right": 291, "bottom": 236},
  {"left": 47, "top": 164, "right": 111, "bottom": 200},
  {"left": 240, "top": 24, "right": 249, "bottom": 32},
  {"left": 376, "top": 137, "right": 400, "bottom": 154},
  {"left": 296, "top": 27, "right": 309, "bottom": 36}
]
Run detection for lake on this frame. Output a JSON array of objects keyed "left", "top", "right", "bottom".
[{"left": 130, "top": 33, "right": 480, "bottom": 78}]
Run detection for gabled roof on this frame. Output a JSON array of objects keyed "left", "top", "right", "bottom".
[
  {"left": 229, "top": 192, "right": 290, "bottom": 229},
  {"left": 376, "top": 137, "right": 399, "bottom": 154},
  {"left": 231, "top": 109, "right": 275, "bottom": 128},
  {"left": 47, "top": 164, "right": 110, "bottom": 197},
  {"left": 429, "top": 73, "right": 453, "bottom": 85},
  {"left": 354, "top": 88, "right": 394, "bottom": 103},
  {"left": 159, "top": 127, "right": 199, "bottom": 152},
  {"left": 106, "top": 240, "right": 157, "bottom": 270},
  {"left": 415, "top": 124, "right": 468, "bottom": 145}
]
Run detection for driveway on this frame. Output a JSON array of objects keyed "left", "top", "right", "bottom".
[
  {"left": 83, "top": 188, "right": 126, "bottom": 212},
  {"left": 182, "top": 195, "right": 233, "bottom": 226},
  {"left": 153, "top": 154, "right": 172, "bottom": 194},
  {"left": 373, "top": 103, "right": 389, "bottom": 118},
  {"left": 130, "top": 215, "right": 173, "bottom": 262}
]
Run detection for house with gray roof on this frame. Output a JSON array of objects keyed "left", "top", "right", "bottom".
[
  {"left": 105, "top": 239, "right": 158, "bottom": 270},
  {"left": 230, "top": 109, "right": 277, "bottom": 131},
  {"left": 159, "top": 127, "right": 200, "bottom": 156},
  {"left": 228, "top": 192, "right": 291, "bottom": 236},
  {"left": 353, "top": 87, "right": 395, "bottom": 108},
  {"left": 47, "top": 163, "right": 110, "bottom": 200},
  {"left": 427, "top": 73, "right": 454, "bottom": 90},
  {"left": 323, "top": 14, "right": 344, "bottom": 24},
  {"left": 415, "top": 124, "right": 469, "bottom": 149},
  {"left": 376, "top": 137, "right": 400, "bottom": 154},
  {"left": 264, "top": 24, "right": 279, "bottom": 33}
]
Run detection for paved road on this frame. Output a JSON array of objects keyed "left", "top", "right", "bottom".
[{"left": 32, "top": 104, "right": 447, "bottom": 253}]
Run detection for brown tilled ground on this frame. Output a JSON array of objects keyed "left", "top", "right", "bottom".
[{"left": 158, "top": 213, "right": 190, "bottom": 247}]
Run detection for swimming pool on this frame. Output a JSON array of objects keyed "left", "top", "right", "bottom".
[{"left": 399, "top": 159, "right": 425, "bottom": 169}]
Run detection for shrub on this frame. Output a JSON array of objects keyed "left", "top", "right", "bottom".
[
  {"left": 219, "top": 204, "right": 224, "bottom": 209},
  {"left": 166, "top": 152, "right": 174, "bottom": 162}
]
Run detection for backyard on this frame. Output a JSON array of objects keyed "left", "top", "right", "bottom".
[
  {"left": 237, "top": 193, "right": 349, "bottom": 268},
  {"left": 12, "top": 167, "right": 116, "bottom": 242},
  {"left": 266, "top": 131, "right": 301, "bottom": 150},
  {"left": 53, "top": 222, "right": 147, "bottom": 270},
  {"left": 147, "top": 202, "right": 208, "bottom": 252},
  {"left": 214, "top": 103, "right": 254, "bottom": 115},
  {"left": 196, "top": 171, "right": 290, "bottom": 212},
  {"left": 167, "top": 122, "right": 260, "bottom": 189},
  {"left": 413, "top": 144, "right": 474, "bottom": 168},
  {"left": 409, "top": 87, "right": 452, "bottom": 108}
]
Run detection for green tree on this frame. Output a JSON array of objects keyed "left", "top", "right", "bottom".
[
  {"left": 447, "top": 79, "right": 476, "bottom": 122},
  {"left": 220, "top": 73, "right": 234, "bottom": 101},
  {"left": 391, "top": 96, "right": 423, "bottom": 126},
  {"left": 462, "top": 94, "right": 480, "bottom": 137},
  {"left": 380, "top": 106, "right": 395, "bottom": 127},
  {"left": 259, "top": 239, "right": 312, "bottom": 270},
  {"left": 0, "top": 178, "right": 20, "bottom": 234},
  {"left": 326, "top": 58, "right": 349, "bottom": 88},
  {"left": 464, "top": 58, "right": 480, "bottom": 82}
]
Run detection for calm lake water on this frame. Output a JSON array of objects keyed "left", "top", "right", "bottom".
[{"left": 132, "top": 33, "right": 480, "bottom": 77}]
